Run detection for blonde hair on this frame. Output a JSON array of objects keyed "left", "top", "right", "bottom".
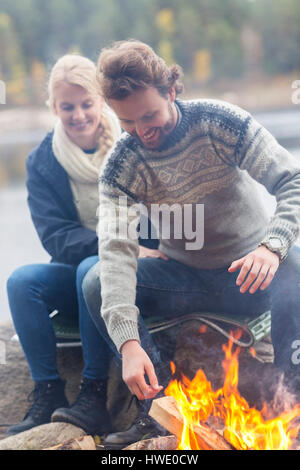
[{"left": 48, "top": 54, "right": 116, "bottom": 157}]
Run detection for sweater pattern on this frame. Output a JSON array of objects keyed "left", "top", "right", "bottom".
[{"left": 99, "top": 100, "right": 252, "bottom": 205}]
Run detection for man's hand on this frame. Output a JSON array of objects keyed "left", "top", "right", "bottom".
[
  {"left": 120, "top": 340, "right": 163, "bottom": 400},
  {"left": 138, "top": 245, "right": 169, "bottom": 260},
  {"left": 228, "top": 245, "right": 280, "bottom": 294}
]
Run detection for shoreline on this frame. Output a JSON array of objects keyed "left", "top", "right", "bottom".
[{"left": 0, "top": 73, "right": 299, "bottom": 137}]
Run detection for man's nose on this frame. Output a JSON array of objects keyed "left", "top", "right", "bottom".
[{"left": 135, "top": 121, "right": 147, "bottom": 138}]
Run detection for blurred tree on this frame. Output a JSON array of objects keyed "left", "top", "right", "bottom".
[
  {"left": 193, "top": 49, "right": 211, "bottom": 83},
  {"left": 0, "top": 12, "right": 27, "bottom": 104},
  {"left": 156, "top": 8, "right": 176, "bottom": 65},
  {"left": 0, "top": 0, "right": 300, "bottom": 104},
  {"left": 156, "top": 8, "right": 175, "bottom": 35},
  {"left": 30, "top": 59, "right": 47, "bottom": 104},
  {"left": 253, "top": 0, "right": 300, "bottom": 75},
  {"left": 240, "top": 24, "right": 264, "bottom": 82}
]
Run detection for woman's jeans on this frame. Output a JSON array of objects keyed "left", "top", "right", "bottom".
[
  {"left": 83, "top": 246, "right": 300, "bottom": 391},
  {"left": 6, "top": 220, "right": 158, "bottom": 384},
  {"left": 6, "top": 256, "right": 110, "bottom": 382}
]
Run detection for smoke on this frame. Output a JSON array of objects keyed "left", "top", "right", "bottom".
[{"left": 270, "top": 372, "right": 298, "bottom": 415}]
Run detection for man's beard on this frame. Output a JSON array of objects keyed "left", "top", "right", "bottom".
[{"left": 133, "top": 102, "right": 178, "bottom": 150}]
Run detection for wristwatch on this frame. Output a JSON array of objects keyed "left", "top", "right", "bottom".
[{"left": 258, "top": 237, "right": 286, "bottom": 262}]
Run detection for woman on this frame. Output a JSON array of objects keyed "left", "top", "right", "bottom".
[{"left": 6, "top": 54, "right": 123, "bottom": 435}]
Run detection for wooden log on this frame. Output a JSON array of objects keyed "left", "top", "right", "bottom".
[
  {"left": 124, "top": 435, "right": 178, "bottom": 450},
  {"left": 44, "top": 435, "right": 96, "bottom": 450},
  {"left": 149, "top": 396, "right": 232, "bottom": 450}
]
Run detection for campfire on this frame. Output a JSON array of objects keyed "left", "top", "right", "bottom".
[{"left": 149, "top": 333, "right": 300, "bottom": 451}]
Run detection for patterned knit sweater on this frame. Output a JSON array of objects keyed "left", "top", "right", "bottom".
[{"left": 97, "top": 98, "right": 300, "bottom": 352}]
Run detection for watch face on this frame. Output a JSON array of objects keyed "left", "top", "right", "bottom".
[{"left": 269, "top": 238, "right": 282, "bottom": 249}]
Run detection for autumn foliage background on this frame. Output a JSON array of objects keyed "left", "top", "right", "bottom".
[{"left": 0, "top": 0, "right": 300, "bottom": 107}]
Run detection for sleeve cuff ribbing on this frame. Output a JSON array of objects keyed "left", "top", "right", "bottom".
[
  {"left": 110, "top": 320, "right": 141, "bottom": 353},
  {"left": 264, "top": 220, "right": 299, "bottom": 260}
]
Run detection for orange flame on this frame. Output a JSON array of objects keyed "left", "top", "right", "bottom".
[{"left": 165, "top": 334, "right": 300, "bottom": 450}]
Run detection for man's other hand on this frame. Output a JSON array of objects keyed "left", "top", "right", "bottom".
[{"left": 228, "top": 245, "right": 280, "bottom": 294}]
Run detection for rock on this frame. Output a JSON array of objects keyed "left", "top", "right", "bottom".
[
  {"left": 0, "top": 322, "right": 83, "bottom": 439},
  {"left": 45, "top": 434, "right": 96, "bottom": 450},
  {"left": 0, "top": 321, "right": 137, "bottom": 444},
  {"left": 0, "top": 422, "right": 86, "bottom": 450}
]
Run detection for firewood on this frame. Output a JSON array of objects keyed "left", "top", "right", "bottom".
[
  {"left": 44, "top": 435, "right": 96, "bottom": 450},
  {"left": 149, "top": 396, "right": 232, "bottom": 450},
  {"left": 124, "top": 435, "right": 178, "bottom": 450}
]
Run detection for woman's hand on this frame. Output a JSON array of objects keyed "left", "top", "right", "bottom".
[
  {"left": 228, "top": 245, "right": 280, "bottom": 294},
  {"left": 138, "top": 245, "right": 169, "bottom": 260},
  {"left": 120, "top": 340, "right": 163, "bottom": 400}
]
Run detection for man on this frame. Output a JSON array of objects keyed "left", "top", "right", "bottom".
[{"left": 83, "top": 40, "right": 300, "bottom": 448}]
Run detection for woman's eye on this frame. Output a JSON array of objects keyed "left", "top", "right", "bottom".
[
  {"left": 83, "top": 102, "right": 93, "bottom": 109},
  {"left": 61, "top": 105, "right": 73, "bottom": 111}
]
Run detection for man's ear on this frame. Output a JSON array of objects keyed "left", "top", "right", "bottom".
[{"left": 168, "top": 86, "right": 176, "bottom": 103}]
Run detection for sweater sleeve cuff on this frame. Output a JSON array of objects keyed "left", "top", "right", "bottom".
[
  {"left": 110, "top": 320, "right": 141, "bottom": 353},
  {"left": 264, "top": 220, "right": 299, "bottom": 260}
]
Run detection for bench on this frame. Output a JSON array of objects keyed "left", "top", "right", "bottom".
[{"left": 51, "top": 309, "right": 271, "bottom": 349}]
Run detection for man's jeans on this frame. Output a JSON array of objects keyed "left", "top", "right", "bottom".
[
  {"left": 83, "top": 246, "right": 300, "bottom": 391},
  {"left": 6, "top": 256, "right": 111, "bottom": 382}
]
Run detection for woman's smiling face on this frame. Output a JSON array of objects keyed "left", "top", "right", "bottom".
[{"left": 53, "top": 81, "right": 104, "bottom": 149}]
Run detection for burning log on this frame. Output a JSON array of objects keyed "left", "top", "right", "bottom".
[{"left": 149, "top": 396, "right": 233, "bottom": 450}]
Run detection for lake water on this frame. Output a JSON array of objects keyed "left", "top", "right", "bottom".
[{"left": 0, "top": 109, "right": 300, "bottom": 324}]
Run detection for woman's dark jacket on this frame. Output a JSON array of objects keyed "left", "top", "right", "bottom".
[
  {"left": 26, "top": 132, "right": 157, "bottom": 266},
  {"left": 26, "top": 132, "right": 98, "bottom": 265}
]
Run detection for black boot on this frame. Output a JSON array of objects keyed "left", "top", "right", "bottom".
[
  {"left": 103, "top": 397, "right": 168, "bottom": 449},
  {"left": 51, "top": 378, "right": 111, "bottom": 435},
  {"left": 6, "top": 379, "right": 68, "bottom": 436}
]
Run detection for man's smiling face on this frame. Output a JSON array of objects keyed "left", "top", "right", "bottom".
[{"left": 108, "top": 86, "right": 178, "bottom": 150}]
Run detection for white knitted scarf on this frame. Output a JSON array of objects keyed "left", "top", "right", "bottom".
[{"left": 52, "top": 113, "right": 120, "bottom": 231}]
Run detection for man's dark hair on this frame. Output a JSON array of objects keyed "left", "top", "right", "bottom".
[{"left": 97, "top": 39, "right": 184, "bottom": 100}]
